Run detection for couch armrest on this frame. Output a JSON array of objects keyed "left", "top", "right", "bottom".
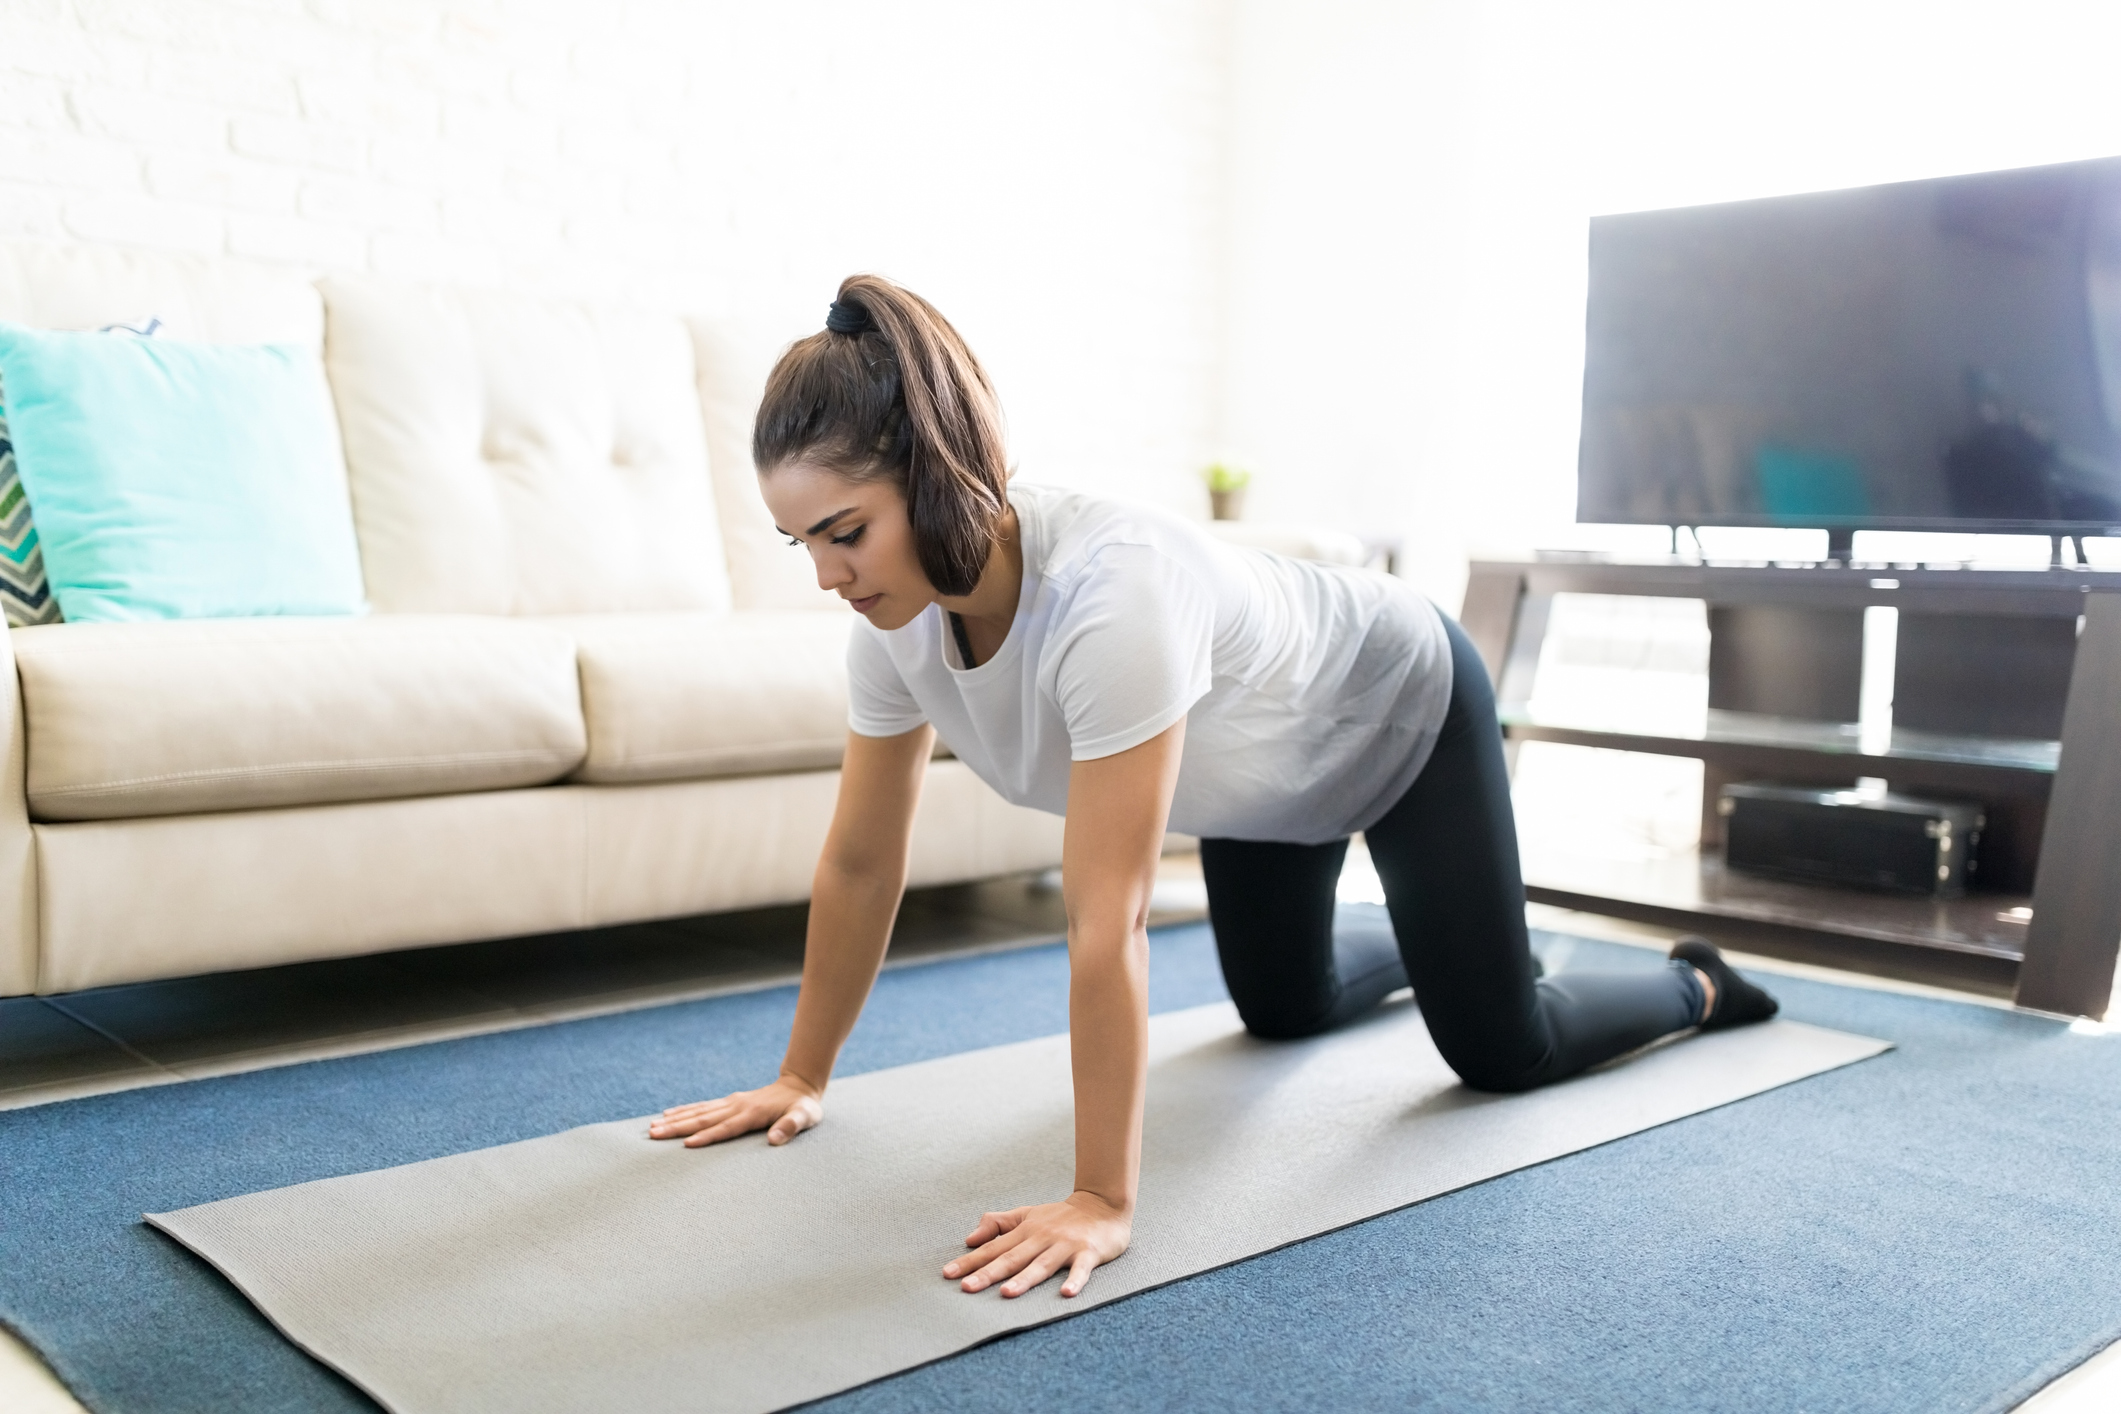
[{"left": 0, "top": 629, "right": 33, "bottom": 994}]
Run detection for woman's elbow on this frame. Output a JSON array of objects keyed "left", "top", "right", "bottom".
[
  {"left": 815, "top": 844, "right": 909, "bottom": 894},
  {"left": 1066, "top": 911, "right": 1152, "bottom": 977}
]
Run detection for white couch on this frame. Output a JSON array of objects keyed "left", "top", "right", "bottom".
[{"left": 0, "top": 242, "right": 1069, "bottom": 996}]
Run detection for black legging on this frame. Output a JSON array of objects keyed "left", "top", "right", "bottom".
[{"left": 1200, "top": 615, "right": 1702, "bottom": 1093}]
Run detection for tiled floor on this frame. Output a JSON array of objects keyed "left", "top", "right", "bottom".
[{"left": 0, "top": 858, "right": 2106, "bottom": 1411}]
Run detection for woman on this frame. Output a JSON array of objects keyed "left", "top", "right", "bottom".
[{"left": 649, "top": 275, "right": 1778, "bottom": 1301}]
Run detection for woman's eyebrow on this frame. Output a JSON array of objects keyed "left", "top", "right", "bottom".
[{"left": 775, "top": 508, "right": 859, "bottom": 539}]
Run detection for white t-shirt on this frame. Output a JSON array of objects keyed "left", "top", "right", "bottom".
[{"left": 846, "top": 482, "right": 1454, "bottom": 845}]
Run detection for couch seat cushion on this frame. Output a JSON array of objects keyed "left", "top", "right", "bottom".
[
  {"left": 556, "top": 611, "right": 855, "bottom": 784},
  {"left": 16, "top": 616, "right": 586, "bottom": 821}
]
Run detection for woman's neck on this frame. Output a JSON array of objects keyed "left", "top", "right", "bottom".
[{"left": 937, "top": 507, "right": 1022, "bottom": 662}]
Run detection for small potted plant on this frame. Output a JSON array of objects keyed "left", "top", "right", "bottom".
[{"left": 1204, "top": 463, "right": 1251, "bottom": 521}]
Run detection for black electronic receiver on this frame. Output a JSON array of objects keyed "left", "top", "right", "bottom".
[{"left": 1719, "top": 782, "right": 1984, "bottom": 898}]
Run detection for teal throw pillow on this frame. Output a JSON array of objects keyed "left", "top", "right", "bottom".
[
  {"left": 0, "top": 323, "right": 366, "bottom": 622},
  {"left": 0, "top": 375, "right": 62, "bottom": 627}
]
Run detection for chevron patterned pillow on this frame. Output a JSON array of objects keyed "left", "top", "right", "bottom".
[{"left": 0, "top": 376, "right": 62, "bottom": 627}]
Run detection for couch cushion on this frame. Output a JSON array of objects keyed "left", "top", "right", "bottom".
[
  {"left": 557, "top": 611, "right": 854, "bottom": 784},
  {"left": 685, "top": 316, "right": 843, "bottom": 614},
  {"left": 0, "top": 394, "right": 60, "bottom": 627},
  {"left": 0, "top": 324, "right": 365, "bottom": 623},
  {"left": 0, "top": 243, "right": 338, "bottom": 634},
  {"left": 321, "top": 277, "right": 732, "bottom": 617},
  {"left": 16, "top": 617, "right": 586, "bottom": 821},
  {"left": 0, "top": 240, "right": 323, "bottom": 346}
]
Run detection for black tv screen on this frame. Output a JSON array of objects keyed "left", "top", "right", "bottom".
[{"left": 1577, "top": 156, "right": 2121, "bottom": 535}]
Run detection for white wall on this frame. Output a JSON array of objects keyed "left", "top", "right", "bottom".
[
  {"left": 1221, "top": 0, "right": 2121, "bottom": 609},
  {"left": 0, "top": 0, "right": 1230, "bottom": 515},
  {"left": 14, "top": 0, "right": 2121, "bottom": 598}
]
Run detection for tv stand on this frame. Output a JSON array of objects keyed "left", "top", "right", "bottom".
[
  {"left": 1461, "top": 555, "right": 2121, "bottom": 1016},
  {"left": 1825, "top": 527, "right": 1855, "bottom": 563}
]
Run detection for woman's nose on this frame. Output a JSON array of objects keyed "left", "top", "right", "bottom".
[{"left": 813, "top": 551, "right": 853, "bottom": 593}]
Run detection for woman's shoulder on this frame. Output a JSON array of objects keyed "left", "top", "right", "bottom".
[{"left": 1011, "top": 480, "right": 1221, "bottom": 584}]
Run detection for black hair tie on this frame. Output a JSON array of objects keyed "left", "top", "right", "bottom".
[{"left": 825, "top": 299, "right": 875, "bottom": 335}]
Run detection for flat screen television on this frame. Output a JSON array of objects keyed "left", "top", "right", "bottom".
[{"left": 1577, "top": 156, "right": 2121, "bottom": 536}]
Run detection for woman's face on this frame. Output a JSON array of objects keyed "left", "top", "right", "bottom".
[{"left": 759, "top": 461, "right": 934, "bottom": 630}]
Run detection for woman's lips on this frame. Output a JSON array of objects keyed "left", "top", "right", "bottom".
[{"left": 847, "top": 593, "right": 882, "bottom": 613}]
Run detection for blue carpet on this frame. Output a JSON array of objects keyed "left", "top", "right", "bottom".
[{"left": 2, "top": 924, "right": 2117, "bottom": 1414}]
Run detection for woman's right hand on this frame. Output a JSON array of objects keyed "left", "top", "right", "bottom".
[{"left": 648, "top": 1077, "right": 824, "bottom": 1148}]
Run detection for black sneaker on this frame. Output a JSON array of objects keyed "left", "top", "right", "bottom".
[{"left": 1669, "top": 936, "right": 1779, "bottom": 1029}]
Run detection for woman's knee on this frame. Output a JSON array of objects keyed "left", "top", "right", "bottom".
[
  {"left": 1431, "top": 1031, "right": 1550, "bottom": 1093},
  {"left": 1229, "top": 989, "right": 1338, "bottom": 1042},
  {"left": 1451, "top": 1060, "right": 1545, "bottom": 1094}
]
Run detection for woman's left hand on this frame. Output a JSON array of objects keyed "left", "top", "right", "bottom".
[{"left": 943, "top": 1191, "right": 1133, "bottom": 1298}]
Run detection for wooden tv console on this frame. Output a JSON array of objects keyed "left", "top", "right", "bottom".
[{"left": 1460, "top": 556, "right": 2121, "bottom": 1017}]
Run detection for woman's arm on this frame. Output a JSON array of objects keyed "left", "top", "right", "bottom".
[
  {"left": 943, "top": 719, "right": 1185, "bottom": 1298},
  {"left": 649, "top": 723, "right": 933, "bottom": 1147}
]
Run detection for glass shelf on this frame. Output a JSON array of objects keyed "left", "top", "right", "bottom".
[
  {"left": 1520, "top": 844, "right": 2030, "bottom": 964},
  {"left": 1499, "top": 706, "right": 2060, "bottom": 774}
]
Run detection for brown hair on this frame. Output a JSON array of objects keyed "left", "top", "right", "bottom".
[{"left": 752, "top": 274, "right": 1009, "bottom": 597}]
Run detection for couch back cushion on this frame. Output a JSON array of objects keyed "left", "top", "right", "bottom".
[
  {"left": 0, "top": 243, "right": 359, "bottom": 627},
  {"left": 0, "top": 241, "right": 325, "bottom": 346},
  {"left": 686, "top": 316, "right": 842, "bottom": 612},
  {"left": 322, "top": 278, "right": 731, "bottom": 616}
]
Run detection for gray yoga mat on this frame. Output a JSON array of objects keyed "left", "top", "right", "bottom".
[{"left": 150, "top": 1000, "right": 1887, "bottom": 1414}]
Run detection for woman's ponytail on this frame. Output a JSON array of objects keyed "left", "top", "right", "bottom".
[{"left": 753, "top": 275, "right": 1009, "bottom": 596}]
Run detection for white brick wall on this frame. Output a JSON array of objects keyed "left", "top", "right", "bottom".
[{"left": 0, "top": 0, "right": 1230, "bottom": 515}]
